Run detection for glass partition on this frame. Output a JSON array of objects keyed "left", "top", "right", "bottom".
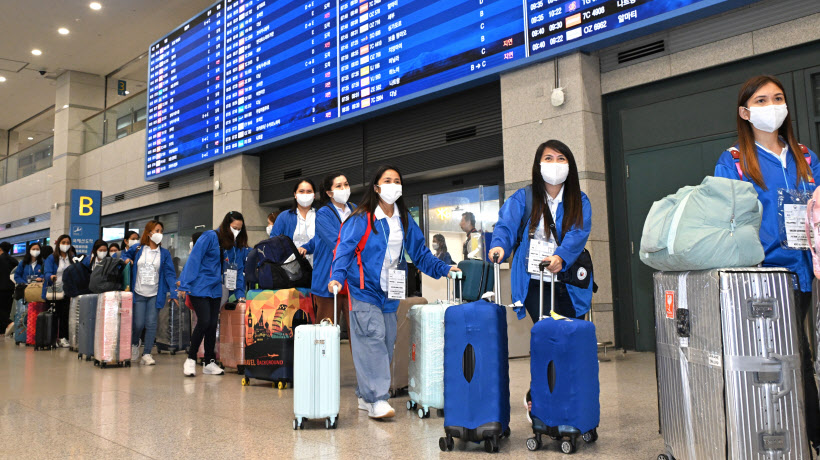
[
  {"left": 424, "top": 185, "right": 501, "bottom": 265},
  {"left": 82, "top": 90, "right": 147, "bottom": 153},
  {"left": 5, "top": 137, "right": 53, "bottom": 181}
]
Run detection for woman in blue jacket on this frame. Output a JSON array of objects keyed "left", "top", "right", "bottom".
[
  {"left": 329, "top": 165, "right": 459, "bottom": 420},
  {"left": 489, "top": 139, "right": 593, "bottom": 322},
  {"left": 178, "top": 211, "right": 247, "bottom": 377},
  {"left": 123, "top": 220, "right": 178, "bottom": 366},
  {"left": 43, "top": 235, "right": 84, "bottom": 347},
  {"left": 313, "top": 172, "right": 356, "bottom": 334},
  {"left": 15, "top": 242, "right": 44, "bottom": 285},
  {"left": 714, "top": 75, "right": 819, "bottom": 452},
  {"left": 270, "top": 179, "right": 317, "bottom": 263}
]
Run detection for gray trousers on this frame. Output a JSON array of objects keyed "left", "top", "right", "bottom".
[{"left": 349, "top": 297, "right": 397, "bottom": 403}]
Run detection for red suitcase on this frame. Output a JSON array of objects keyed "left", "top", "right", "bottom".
[{"left": 26, "top": 302, "right": 46, "bottom": 346}]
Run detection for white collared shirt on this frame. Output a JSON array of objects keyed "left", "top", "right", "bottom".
[
  {"left": 531, "top": 186, "right": 564, "bottom": 281},
  {"left": 335, "top": 203, "right": 352, "bottom": 223},
  {"left": 374, "top": 203, "right": 403, "bottom": 293},
  {"left": 294, "top": 208, "right": 316, "bottom": 265},
  {"left": 756, "top": 141, "right": 789, "bottom": 168}
]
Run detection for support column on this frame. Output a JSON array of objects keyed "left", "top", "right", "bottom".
[
  {"left": 50, "top": 71, "right": 105, "bottom": 243},
  {"left": 213, "top": 155, "right": 269, "bottom": 245},
  {"left": 500, "top": 52, "right": 614, "bottom": 344}
]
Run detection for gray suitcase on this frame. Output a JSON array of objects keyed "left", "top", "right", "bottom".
[
  {"left": 155, "top": 293, "right": 191, "bottom": 355},
  {"left": 655, "top": 268, "right": 810, "bottom": 460},
  {"left": 68, "top": 297, "right": 80, "bottom": 351},
  {"left": 77, "top": 294, "right": 99, "bottom": 361}
]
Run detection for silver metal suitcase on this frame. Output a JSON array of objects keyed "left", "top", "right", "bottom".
[{"left": 654, "top": 268, "right": 809, "bottom": 460}]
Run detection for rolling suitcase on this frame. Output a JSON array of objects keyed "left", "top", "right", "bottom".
[
  {"left": 26, "top": 302, "right": 46, "bottom": 346},
  {"left": 77, "top": 294, "right": 99, "bottom": 361},
  {"left": 241, "top": 288, "right": 311, "bottom": 388},
  {"left": 813, "top": 278, "right": 820, "bottom": 403},
  {"left": 455, "top": 260, "right": 494, "bottom": 302},
  {"left": 219, "top": 300, "right": 247, "bottom": 372},
  {"left": 68, "top": 297, "right": 80, "bottom": 351},
  {"left": 13, "top": 299, "right": 27, "bottom": 345},
  {"left": 440, "top": 262, "right": 510, "bottom": 453},
  {"left": 526, "top": 266, "right": 599, "bottom": 454},
  {"left": 390, "top": 296, "right": 428, "bottom": 398},
  {"left": 34, "top": 308, "right": 56, "bottom": 350},
  {"left": 407, "top": 273, "right": 462, "bottom": 418},
  {"left": 155, "top": 293, "right": 191, "bottom": 355},
  {"left": 94, "top": 292, "right": 133, "bottom": 368},
  {"left": 293, "top": 286, "right": 341, "bottom": 430},
  {"left": 655, "top": 269, "right": 811, "bottom": 460}
]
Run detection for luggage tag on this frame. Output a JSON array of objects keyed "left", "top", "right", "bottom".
[
  {"left": 778, "top": 188, "right": 812, "bottom": 250},
  {"left": 387, "top": 269, "right": 405, "bottom": 300},
  {"left": 527, "top": 239, "right": 556, "bottom": 276},
  {"left": 224, "top": 263, "right": 238, "bottom": 291}
]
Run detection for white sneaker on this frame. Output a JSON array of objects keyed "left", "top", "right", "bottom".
[
  {"left": 140, "top": 354, "right": 156, "bottom": 366},
  {"left": 203, "top": 360, "right": 224, "bottom": 375},
  {"left": 368, "top": 400, "right": 395, "bottom": 419},
  {"left": 183, "top": 358, "right": 196, "bottom": 377},
  {"left": 131, "top": 345, "right": 140, "bottom": 362},
  {"left": 358, "top": 398, "right": 370, "bottom": 411},
  {"left": 58, "top": 338, "right": 70, "bottom": 348}
]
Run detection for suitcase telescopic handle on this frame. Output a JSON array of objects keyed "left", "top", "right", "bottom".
[
  {"left": 332, "top": 284, "right": 339, "bottom": 326},
  {"left": 448, "top": 271, "right": 463, "bottom": 304},
  {"left": 538, "top": 261, "right": 554, "bottom": 321},
  {"left": 492, "top": 253, "right": 502, "bottom": 304}
]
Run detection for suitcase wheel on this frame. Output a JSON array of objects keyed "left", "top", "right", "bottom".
[
  {"left": 560, "top": 439, "right": 575, "bottom": 454},
  {"left": 582, "top": 429, "right": 598, "bottom": 443},
  {"left": 276, "top": 381, "right": 288, "bottom": 390},
  {"left": 417, "top": 407, "right": 430, "bottom": 419},
  {"left": 406, "top": 401, "right": 415, "bottom": 411},
  {"left": 438, "top": 436, "right": 454, "bottom": 452},
  {"left": 293, "top": 418, "right": 305, "bottom": 430},
  {"left": 503, "top": 428, "right": 511, "bottom": 439},
  {"left": 77, "top": 354, "right": 81, "bottom": 360},
  {"left": 484, "top": 437, "right": 499, "bottom": 453},
  {"left": 526, "top": 437, "right": 542, "bottom": 451},
  {"left": 241, "top": 377, "right": 250, "bottom": 386},
  {"left": 125, "top": 362, "right": 131, "bottom": 368},
  {"left": 324, "top": 417, "right": 337, "bottom": 430},
  {"left": 657, "top": 456, "right": 672, "bottom": 460},
  {"left": 437, "top": 409, "right": 444, "bottom": 418}
]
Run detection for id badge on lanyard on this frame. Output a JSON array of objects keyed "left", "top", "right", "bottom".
[
  {"left": 388, "top": 269, "right": 406, "bottom": 300},
  {"left": 139, "top": 264, "right": 157, "bottom": 285},
  {"left": 527, "top": 239, "right": 556, "bottom": 275},
  {"left": 778, "top": 188, "right": 812, "bottom": 250},
  {"left": 224, "top": 261, "right": 238, "bottom": 291}
]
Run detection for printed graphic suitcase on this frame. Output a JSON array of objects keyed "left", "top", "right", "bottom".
[
  {"left": 94, "top": 291, "right": 133, "bottom": 368},
  {"left": 77, "top": 294, "right": 99, "bottom": 361},
  {"left": 813, "top": 278, "right": 820, "bottom": 404},
  {"left": 68, "top": 297, "right": 80, "bottom": 351},
  {"left": 407, "top": 273, "right": 462, "bottom": 418},
  {"left": 26, "top": 302, "right": 46, "bottom": 346},
  {"left": 34, "top": 309, "right": 56, "bottom": 350},
  {"left": 526, "top": 266, "right": 599, "bottom": 454},
  {"left": 655, "top": 269, "right": 810, "bottom": 460},
  {"left": 219, "top": 300, "right": 247, "bottom": 372},
  {"left": 242, "top": 288, "right": 311, "bottom": 388},
  {"left": 155, "top": 293, "right": 191, "bottom": 355},
  {"left": 293, "top": 286, "right": 341, "bottom": 429},
  {"left": 13, "top": 299, "right": 27, "bottom": 345},
  {"left": 390, "top": 296, "right": 428, "bottom": 397},
  {"left": 440, "top": 262, "right": 510, "bottom": 453}
]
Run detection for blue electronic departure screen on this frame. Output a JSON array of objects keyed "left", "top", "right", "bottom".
[{"left": 146, "top": 0, "right": 742, "bottom": 179}]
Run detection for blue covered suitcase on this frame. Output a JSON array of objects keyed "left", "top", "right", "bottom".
[
  {"left": 13, "top": 299, "right": 27, "bottom": 345},
  {"left": 526, "top": 268, "right": 599, "bottom": 454},
  {"left": 439, "top": 262, "right": 510, "bottom": 453}
]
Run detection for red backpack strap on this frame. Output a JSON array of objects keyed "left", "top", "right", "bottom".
[
  {"left": 354, "top": 214, "right": 372, "bottom": 290},
  {"left": 728, "top": 147, "right": 744, "bottom": 180},
  {"left": 799, "top": 144, "right": 815, "bottom": 183}
]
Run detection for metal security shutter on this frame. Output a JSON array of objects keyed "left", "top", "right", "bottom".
[
  {"left": 365, "top": 85, "right": 502, "bottom": 178},
  {"left": 259, "top": 125, "right": 364, "bottom": 204}
]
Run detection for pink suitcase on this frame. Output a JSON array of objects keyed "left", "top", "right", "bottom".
[
  {"left": 94, "top": 292, "right": 133, "bottom": 368},
  {"left": 219, "top": 302, "right": 246, "bottom": 372}
]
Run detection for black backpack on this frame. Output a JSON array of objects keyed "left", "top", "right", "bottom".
[
  {"left": 89, "top": 258, "right": 126, "bottom": 294},
  {"left": 250, "top": 235, "right": 312, "bottom": 290},
  {"left": 62, "top": 259, "right": 92, "bottom": 298}
]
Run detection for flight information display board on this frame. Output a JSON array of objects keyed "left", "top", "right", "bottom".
[{"left": 146, "top": 0, "right": 742, "bottom": 179}]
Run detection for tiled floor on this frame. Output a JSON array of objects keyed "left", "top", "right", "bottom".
[{"left": 0, "top": 337, "right": 664, "bottom": 460}]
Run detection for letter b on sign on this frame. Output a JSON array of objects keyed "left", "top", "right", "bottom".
[
  {"left": 70, "top": 189, "right": 101, "bottom": 225},
  {"left": 79, "top": 196, "right": 94, "bottom": 216}
]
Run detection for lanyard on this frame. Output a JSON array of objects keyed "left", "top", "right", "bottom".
[{"left": 378, "top": 219, "right": 404, "bottom": 265}]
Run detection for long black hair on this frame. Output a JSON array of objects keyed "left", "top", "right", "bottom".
[
  {"left": 123, "top": 231, "right": 139, "bottom": 248},
  {"left": 530, "top": 140, "right": 583, "bottom": 239},
  {"left": 319, "top": 172, "right": 348, "bottom": 206},
  {"left": 217, "top": 211, "right": 248, "bottom": 250},
  {"left": 26, "top": 242, "right": 43, "bottom": 265},
  {"left": 290, "top": 179, "right": 317, "bottom": 212},
  {"left": 433, "top": 234, "right": 447, "bottom": 254},
  {"left": 91, "top": 239, "right": 108, "bottom": 263},
  {"left": 54, "top": 235, "right": 74, "bottom": 259},
  {"left": 350, "top": 165, "right": 408, "bottom": 233}
]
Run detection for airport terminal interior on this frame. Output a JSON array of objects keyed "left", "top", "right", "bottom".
[{"left": 2, "top": 0, "right": 820, "bottom": 459}]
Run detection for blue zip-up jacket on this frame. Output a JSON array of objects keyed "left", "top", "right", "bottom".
[
  {"left": 330, "top": 210, "right": 451, "bottom": 312},
  {"left": 43, "top": 253, "right": 90, "bottom": 299},
  {"left": 14, "top": 260, "right": 43, "bottom": 284},
  {"left": 715, "top": 143, "right": 820, "bottom": 292},
  {"left": 270, "top": 209, "right": 316, "bottom": 254},
  {"left": 490, "top": 188, "right": 593, "bottom": 319},
  {"left": 123, "top": 244, "right": 178, "bottom": 309},
  {"left": 312, "top": 202, "right": 356, "bottom": 298},
  {"left": 178, "top": 230, "right": 247, "bottom": 299}
]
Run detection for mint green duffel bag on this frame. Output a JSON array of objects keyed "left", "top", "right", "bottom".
[{"left": 639, "top": 176, "right": 765, "bottom": 271}]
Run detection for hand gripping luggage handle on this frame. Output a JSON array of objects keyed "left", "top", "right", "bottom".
[
  {"left": 332, "top": 284, "right": 339, "bottom": 326},
  {"left": 538, "top": 261, "right": 555, "bottom": 321},
  {"left": 447, "top": 271, "right": 463, "bottom": 304},
  {"left": 492, "top": 253, "right": 502, "bottom": 303}
]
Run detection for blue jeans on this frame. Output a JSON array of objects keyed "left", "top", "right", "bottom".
[
  {"left": 349, "top": 297, "right": 397, "bottom": 403},
  {"left": 132, "top": 294, "right": 158, "bottom": 355}
]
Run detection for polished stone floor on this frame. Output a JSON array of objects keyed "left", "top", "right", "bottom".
[{"left": 0, "top": 336, "right": 664, "bottom": 460}]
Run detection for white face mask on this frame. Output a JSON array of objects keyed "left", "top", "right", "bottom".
[
  {"left": 189, "top": 241, "right": 194, "bottom": 250},
  {"left": 377, "top": 183, "right": 402, "bottom": 205},
  {"left": 266, "top": 224, "right": 273, "bottom": 235},
  {"left": 127, "top": 239, "right": 138, "bottom": 248},
  {"left": 30, "top": 250, "right": 40, "bottom": 258},
  {"left": 746, "top": 104, "right": 788, "bottom": 133},
  {"left": 231, "top": 228, "right": 241, "bottom": 239},
  {"left": 96, "top": 251, "right": 108, "bottom": 260},
  {"left": 296, "top": 193, "right": 315, "bottom": 208},
  {"left": 540, "top": 162, "right": 570, "bottom": 186},
  {"left": 60, "top": 244, "right": 71, "bottom": 253},
  {"left": 431, "top": 242, "right": 439, "bottom": 250},
  {"left": 332, "top": 188, "right": 351, "bottom": 205},
  {"left": 150, "top": 233, "right": 163, "bottom": 245}
]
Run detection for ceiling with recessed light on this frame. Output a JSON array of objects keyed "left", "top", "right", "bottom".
[{"left": 0, "top": 0, "right": 218, "bottom": 131}]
